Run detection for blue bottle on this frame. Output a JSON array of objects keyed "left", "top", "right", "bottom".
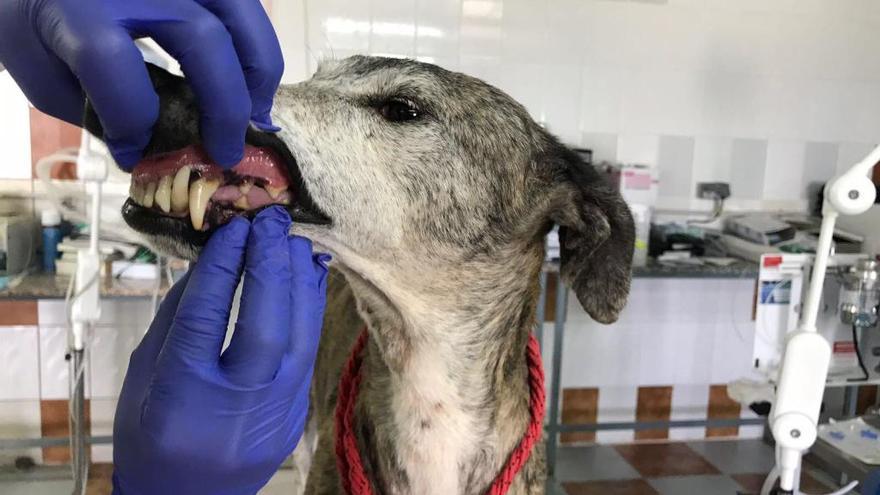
[{"left": 41, "top": 209, "right": 62, "bottom": 273}]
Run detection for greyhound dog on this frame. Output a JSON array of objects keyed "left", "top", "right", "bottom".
[{"left": 84, "top": 56, "right": 635, "bottom": 495}]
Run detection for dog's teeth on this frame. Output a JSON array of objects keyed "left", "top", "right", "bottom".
[
  {"left": 143, "top": 182, "right": 157, "bottom": 208},
  {"left": 189, "top": 179, "right": 219, "bottom": 231},
  {"left": 171, "top": 166, "right": 191, "bottom": 213},
  {"left": 129, "top": 181, "right": 143, "bottom": 205},
  {"left": 239, "top": 182, "right": 252, "bottom": 195},
  {"left": 155, "top": 175, "right": 172, "bottom": 212},
  {"left": 233, "top": 196, "right": 250, "bottom": 209},
  {"left": 266, "top": 186, "right": 285, "bottom": 199}
]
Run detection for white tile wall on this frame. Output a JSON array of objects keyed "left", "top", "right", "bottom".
[
  {"left": 595, "top": 386, "right": 637, "bottom": 444},
  {"left": 669, "top": 384, "right": 709, "bottom": 441},
  {"left": 90, "top": 326, "right": 142, "bottom": 399},
  {"left": 0, "top": 73, "right": 32, "bottom": 180},
  {"left": 0, "top": 401, "right": 42, "bottom": 464},
  {"left": 39, "top": 326, "right": 80, "bottom": 400},
  {"left": 264, "top": 0, "right": 880, "bottom": 211},
  {"left": 0, "top": 327, "right": 40, "bottom": 400},
  {"left": 562, "top": 278, "right": 758, "bottom": 389},
  {"left": 90, "top": 398, "right": 117, "bottom": 463}
]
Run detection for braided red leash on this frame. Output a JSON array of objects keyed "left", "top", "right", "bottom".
[{"left": 335, "top": 330, "right": 546, "bottom": 495}]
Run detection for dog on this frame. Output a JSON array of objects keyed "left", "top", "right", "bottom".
[{"left": 84, "top": 56, "right": 635, "bottom": 495}]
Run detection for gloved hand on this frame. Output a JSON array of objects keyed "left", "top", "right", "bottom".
[
  {"left": 0, "top": 0, "right": 283, "bottom": 169},
  {"left": 112, "top": 207, "right": 329, "bottom": 495}
]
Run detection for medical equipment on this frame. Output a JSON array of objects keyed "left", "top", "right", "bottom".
[
  {"left": 727, "top": 214, "right": 797, "bottom": 246},
  {"left": 66, "top": 130, "right": 108, "bottom": 495},
  {"left": 839, "top": 259, "right": 880, "bottom": 329},
  {"left": 765, "top": 144, "right": 880, "bottom": 495}
]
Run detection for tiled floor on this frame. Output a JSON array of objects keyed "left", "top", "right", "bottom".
[
  {"left": 0, "top": 440, "right": 835, "bottom": 494},
  {"left": 556, "top": 439, "right": 834, "bottom": 495}
]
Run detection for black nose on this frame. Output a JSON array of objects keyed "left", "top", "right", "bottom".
[{"left": 83, "top": 63, "right": 202, "bottom": 159}]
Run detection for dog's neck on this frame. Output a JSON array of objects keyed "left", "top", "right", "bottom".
[{"left": 340, "top": 248, "right": 545, "bottom": 495}]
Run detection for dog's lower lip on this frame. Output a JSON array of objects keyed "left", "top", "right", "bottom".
[{"left": 121, "top": 198, "right": 330, "bottom": 247}]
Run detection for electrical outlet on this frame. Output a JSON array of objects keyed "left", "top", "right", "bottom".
[{"left": 696, "top": 182, "right": 731, "bottom": 200}]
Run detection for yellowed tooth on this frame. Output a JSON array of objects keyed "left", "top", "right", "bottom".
[
  {"left": 266, "top": 185, "right": 286, "bottom": 199},
  {"left": 143, "top": 181, "right": 157, "bottom": 208},
  {"left": 155, "top": 175, "right": 172, "bottom": 212},
  {"left": 239, "top": 182, "right": 252, "bottom": 195},
  {"left": 189, "top": 179, "right": 220, "bottom": 231},
  {"left": 171, "top": 166, "right": 191, "bottom": 213},
  {"left": 129, "top": 181, "right": 144, "bottom": 205},
  {"left": 233, "top": 196, "right": 250, "bottom": 210}
]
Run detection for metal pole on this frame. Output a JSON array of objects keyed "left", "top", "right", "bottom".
[
  {"left": 535, "top": 270, "right": 547, "bottom": 352},
  {"left": 71, "top": 348, "right": 87, "bottom": 495},
  {"left": 545, "top": 274, "right": 568, "bottom": 480},
  {"left": 844, "top": 385, "right": 859, "bottom": 418}
]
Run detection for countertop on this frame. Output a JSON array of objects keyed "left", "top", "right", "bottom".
[
  {"left": 1, "top": 258, "right": 758, "bottom": 300},
  {"left": 632, "top": 259, "right": 759, "bottom": 279},
  {"left": 543, "top": 258, "right": 759, "bottom": 279},
  {"left": 0, "top": 272, "right": 170, "bottom": 300}
]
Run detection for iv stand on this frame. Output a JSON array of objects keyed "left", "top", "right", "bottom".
[{"left": 69, "top": 131, "right": 107, "bottom": 495}]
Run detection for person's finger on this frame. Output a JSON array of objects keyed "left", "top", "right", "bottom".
[
  {"left": 138, "top": 0, "right": 251, "bottom": 167},
  {"left": 0, "top": 2, "right": 84, "bottom": 125},
  {"left": 221, "top": 206, "right": 292, "bottom": 384},
  {"left": 39, "top": 1, "right": 159, "bottom": 168},
  {"left": 286, "top": 237, "right": 329, "bottom": 374},
  {"left": 130, "top": 270, "right": 192, "bottom": 366},
  {"left": 194, "top": 0, "right": 284, "bottom": 131},
  {"left": 162, "top": 217, "right": 250, "bottom": 366}
]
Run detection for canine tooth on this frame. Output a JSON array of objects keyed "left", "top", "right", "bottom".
[
  {"left": 266, "top": 186, "right": 285, "bottom": 199},
  {"left": 155, "top": 175, "right": 172, "bottom": 212},
  {"left": 239, "top": 182, "right": 252, "bottom": 195},
  {"left": 233, "top": 196, "right": 250, "bottom": 210},
  {"left": 171, "top": 166, "right": 191, "bottom": 212},
  {"left": 143, "top": 182, "right": 157, "bottom": 208},
  {"left": 189, "top": 179, "right": 219, "bottom": 231}
]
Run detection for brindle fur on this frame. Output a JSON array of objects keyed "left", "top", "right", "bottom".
[{"left": 89, "top": 56, "right": 635, "bottom": 494}]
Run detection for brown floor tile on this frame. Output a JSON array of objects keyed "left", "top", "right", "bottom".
[
  {"left": 563, "top": 479, "right": 659, "bottom": 495},
  {"left": 87, "top": 463, "right": 113, "bottom": 495},
  {"left": 730, "top": 473, "right": 769, "bottom": 493},
  {"left": 561, "top": 388, "right": 599, "bottom": 444},
  {"left": 613, "top": 442, "right": 719, "bottom": 478},
  {"left": 635, "top": 386, "right": 672, "bottom": 441},
  {"left": 731, "top": 471, "right": 830, "bottom": 494},
  {"left": 707, "top": 384, "right": 740, "bottom": 437}
]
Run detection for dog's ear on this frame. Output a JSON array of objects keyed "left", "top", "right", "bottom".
[
  {"left": 83, "top": 64, "right": 201, "bottom": 157},
  {"left": 542, "top": 145, "right": 635, "bottom": 324}
]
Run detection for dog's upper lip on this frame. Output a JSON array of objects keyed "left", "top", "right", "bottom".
[{"left": 121, "top": 129, "right": 331, "bottom": 240}]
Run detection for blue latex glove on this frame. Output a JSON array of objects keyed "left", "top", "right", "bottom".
[
  {"left": 0, "top": 0, "right": 283, "bottom": 169},
  {"left": 112, "top": 207, "right": 329, "bottom": 495}
]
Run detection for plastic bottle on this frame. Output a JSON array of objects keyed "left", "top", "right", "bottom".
[{"left": 41, "top": 209, "right": 62, "bottom": 273}]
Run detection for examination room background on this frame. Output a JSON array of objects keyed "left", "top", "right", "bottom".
[{"left": 0, "top": 0, "right": 879, "bottom": 466}]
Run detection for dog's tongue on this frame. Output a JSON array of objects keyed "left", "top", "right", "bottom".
[{"left": 132, "top": 144, "right": 289, "bottom": 189}]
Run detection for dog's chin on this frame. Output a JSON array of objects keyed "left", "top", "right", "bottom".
[{"left": 122, "top": 130, "right": 331, "bottom": 261}]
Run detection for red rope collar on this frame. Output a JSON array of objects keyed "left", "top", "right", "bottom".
[{"left": 335, "top": 329, "right": 546, "bottom": 495}]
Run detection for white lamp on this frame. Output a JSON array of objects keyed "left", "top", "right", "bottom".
[{"left": 767, "top": 145, "right": 880, "bottom": 495}]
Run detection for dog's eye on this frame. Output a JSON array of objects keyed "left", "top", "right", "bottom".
[{"left": 377, "top": 99, "right": 420, "bottom": 122}]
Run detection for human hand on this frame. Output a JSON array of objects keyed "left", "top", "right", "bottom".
[
  {"left": 112, "top": 207, "right": 328, "bottom": 494},
  {"left": 0, "top": 0, "right": 283, "bottom": 169}
]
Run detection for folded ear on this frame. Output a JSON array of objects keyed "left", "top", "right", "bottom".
[{"left": 544, "top": 145, "right": 635, "bottom": 324}]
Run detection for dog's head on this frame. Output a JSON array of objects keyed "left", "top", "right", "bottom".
[{"left": 84, "top": 56, "right": 634, "bottom": 323}]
